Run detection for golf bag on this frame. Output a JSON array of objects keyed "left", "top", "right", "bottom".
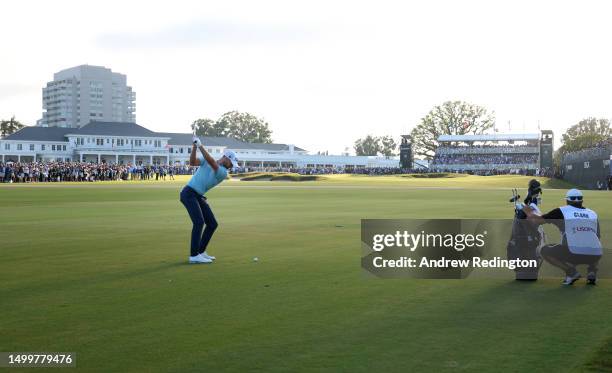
[{"left": 506, "top": 185, "right": 545, "bottom": 280}]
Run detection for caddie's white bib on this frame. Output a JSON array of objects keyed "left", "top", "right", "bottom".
[{"left": 559, "top": 205, "right": 602, "bottom": 255}]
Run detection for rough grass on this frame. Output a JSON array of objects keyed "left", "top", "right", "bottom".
[
  {"left": 230, "top": 173, "right": 575, "bottom": 189},
  {"left": 400, "top": 172, "right": 468, "bottom": 178},
  {"left": 233, "top": 172, "right": 326, "bottom": 181}
]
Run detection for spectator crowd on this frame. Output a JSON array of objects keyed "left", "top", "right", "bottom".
[
  {"left": 435, "top": 144, "right": 538, "bottom": 155},
  {"left": 562, "top": 139, "right": 612, "bottom": 163},
  {"left": 233, "top": 165, "right": 552, "bottom": 177},
  {"left": 0, "top": 161, "right": 193, "bottom": 183},
  {"left": 0, "top": 161, "right": 570, "bottom": 184},
  {"left": 432, "top": 153, "right": 539, "bottom": 166}
]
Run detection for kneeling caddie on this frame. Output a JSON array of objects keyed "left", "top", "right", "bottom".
[{"left": 520, "top": 189, "right": 602, "bottom": 285}]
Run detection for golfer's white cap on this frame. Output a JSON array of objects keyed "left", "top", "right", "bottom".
[
  {"left": 223, "top": 149, "right": 239, "bottom": 169},
  {"left": 566, "top": 188, "right": 583, "bottom": 200}
]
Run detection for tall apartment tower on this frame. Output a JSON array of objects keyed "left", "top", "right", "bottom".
[{"left": 38, "top": 65, "right": 136, "bottom": 128}]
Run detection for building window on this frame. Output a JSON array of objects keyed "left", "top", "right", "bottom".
[
  {"left": 17, "top": 144, "right": 23, "bottom": 151},
  {"left": 41, "top": 144, "right": 46, "bottom": 151},
  {"left": 29, "top": 144, "right": 35, "bottom": 151},
  {"left": 63, "top": 145, "right": 66, "bottom": 151},
  {"left": 52, "top": 145, "right": 56, "bottom": 151},
  {"left": 180, "top": 148, "right": 184, "bottom": 154},
  {"left": 4, "top": 143, "right": 10, "bottom": 150}
]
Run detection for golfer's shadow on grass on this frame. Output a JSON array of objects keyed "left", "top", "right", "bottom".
[
  {"left": 3, "top": 260, "right": 199, "bottom": 297},
  {"left": 93, "top": 260, "right": 209, "bottom": 285},
  {"left": 106, "top": 260, "right": 218, "bottom": 283},
  {"left": 98, "top": 261, "right": 192, "bottom": 281}
]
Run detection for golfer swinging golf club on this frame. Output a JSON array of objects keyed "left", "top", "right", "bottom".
[
  {"left": 180, "top": 136, "right": 239, "bottom": 264},
  {"left": 520, "top": 189, "right": 602, "bottom": 285}
]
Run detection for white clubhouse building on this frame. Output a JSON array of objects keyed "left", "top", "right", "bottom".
[{"left": 0, "top": 121, "right": 398, "bottom": 169}]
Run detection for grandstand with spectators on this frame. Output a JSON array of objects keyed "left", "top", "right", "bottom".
[
  {"left": 560, "top": 138, "right": 612, "bottom": 189},
  {"left": 432, "top": 132, "right": 553, "bottom": 174}
]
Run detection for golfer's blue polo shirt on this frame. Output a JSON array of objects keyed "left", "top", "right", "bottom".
[{"left": 187, "top": 155, "right": 228, "bottom": 195}]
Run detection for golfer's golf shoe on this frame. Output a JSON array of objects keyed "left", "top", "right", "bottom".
[
  {"left": 189, "top": 254, "right": 213, "bottom": 264},
  {"left": 201, "top": 252, "right": 216, "bottom": 261}
]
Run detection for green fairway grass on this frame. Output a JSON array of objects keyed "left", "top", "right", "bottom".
[{"left": 1, "top": 175, "right": 611, "bottom": 372}]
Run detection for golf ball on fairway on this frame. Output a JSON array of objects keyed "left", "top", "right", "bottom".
[{"left": 253, "top": 257, "right": 259, "bottom": 262}]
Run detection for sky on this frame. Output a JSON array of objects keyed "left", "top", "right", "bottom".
[{"left": 1, "top": 0, "right": 611, "bottom": 153}]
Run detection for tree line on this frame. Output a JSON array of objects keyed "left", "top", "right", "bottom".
[
  {"left": 554, "top": 117, "right": 611, "bottom": 166},
  {"left": 353, "top": 135, "right": 398, "bottom": 157},
  {"left": 354, "top": 101, "right": 610, "bottom": 164},
  {"left": 191, "top": 111, "right": 273, "bottom": 144},
  {"left": 1, "top": 116, "right": 25, "bottom": 137},
  {"left": 1, "top": 105, "right": 610, "bottom": 162},
  {"left": 352, "top": 100, "right": 495, "bottom": 157}
]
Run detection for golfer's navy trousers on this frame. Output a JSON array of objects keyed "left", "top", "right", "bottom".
[{"left": 180, "top": 185, "right": 218, "bottom": 256}]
